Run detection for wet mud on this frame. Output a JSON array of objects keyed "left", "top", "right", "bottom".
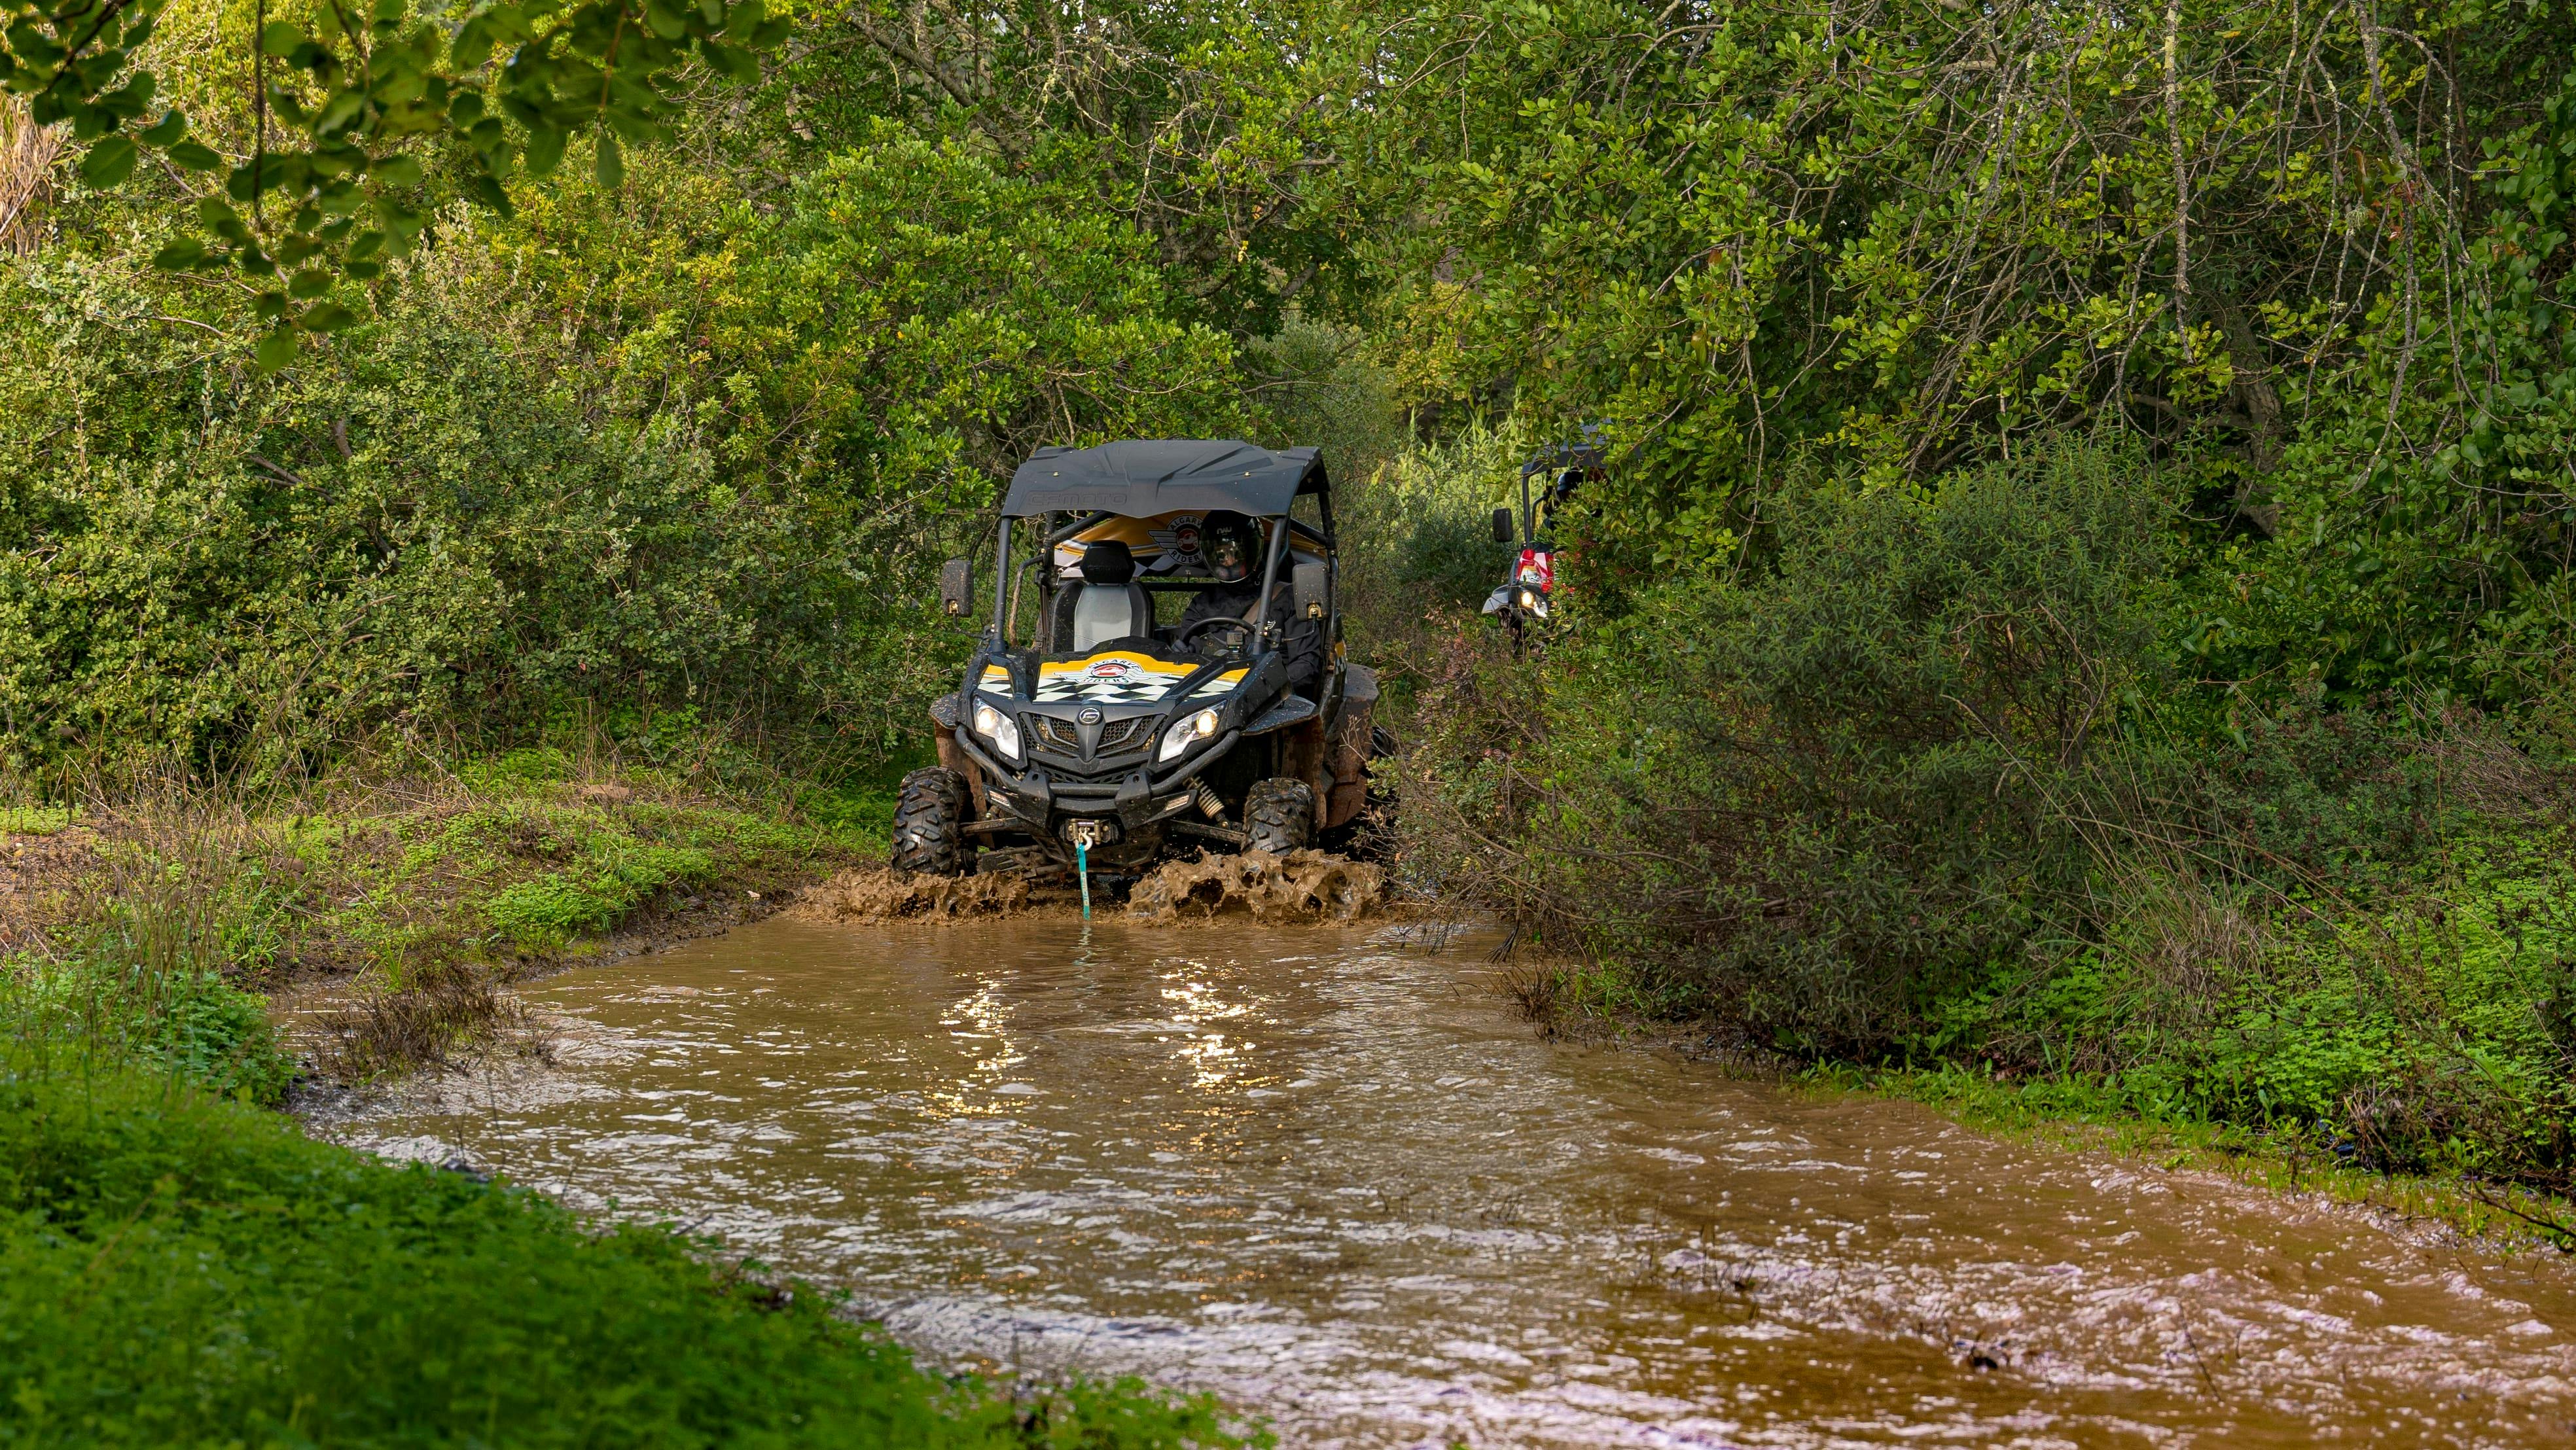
[
  {"left": 793, "top": 866, "right": 1041, "bottom": 922},
  {"left": 798, "top": 849, "right": 1389, "bottom": 927},
  {"left": 317, "top": 917, "right": 2576, "bottom": 1448}
]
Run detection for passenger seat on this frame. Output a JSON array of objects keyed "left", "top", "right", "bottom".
[{"left": 1064, "top": 539, "right": 1151, "bottom": 651}]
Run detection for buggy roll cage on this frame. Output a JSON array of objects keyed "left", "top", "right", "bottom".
[
  {"left": 1512, "top": 432, "right": 1608, "bottom": 545},
  {"left": 979, "top": 440, "right": 1335, "bottom": 656}
]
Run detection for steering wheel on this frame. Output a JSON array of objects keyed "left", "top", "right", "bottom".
[{"left": 1176, "top": 616, "right": 1255, "bottom": 656}]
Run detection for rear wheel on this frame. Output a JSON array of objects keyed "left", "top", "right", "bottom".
[
  {"left": 1242, "top": 777, "right": 1314, "bottom": 855},
  {"left": 891, "top": 768, "right": 971, "bottom": 875}
]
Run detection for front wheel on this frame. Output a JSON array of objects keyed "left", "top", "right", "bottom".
[
  {"left": 891, "top": 768, "right": 971, "bottom": 875},
  {"left": 1242, "top": 777, "right": 1314, "bottom": 855}
]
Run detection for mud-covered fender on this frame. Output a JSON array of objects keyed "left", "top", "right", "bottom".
[{"left": 927, "top": 696, "right": 984, "bottom": 820}]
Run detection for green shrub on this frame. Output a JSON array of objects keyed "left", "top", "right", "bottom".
[
  {"left": 0, "top": 1055, "right": 1254, "bottom": 1448},
  {"left": 4, "top": 957, "right": 296, "bottom": 1108},
  {"left": 1, "top": 131, "right": 1253, "bottom": 784},
  {"left": 1411, "top": 441, "right": 2176, "bottom": 1051},
  {"left": 484, "top": 843, "right": 720, "bottom": 950},
  {"left": 1335, "top": 421, "right": 1529, "bottom": 694},
  {"left": 1410, "top": 436, "right": 2576, "bottom": 1187}
]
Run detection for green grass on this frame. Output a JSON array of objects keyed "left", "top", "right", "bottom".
[
  {"left": 0, "top": 805, "right": 73, "bottom": 836},
  {"left": 382, "top": 799, "right": 768, "bottom": 953},
  {"left": 0, "top": 1051, "right": 1257, "bottom": 1448},
  {"left": 248, "top": 767, "right": 884, "bottom": 974}
]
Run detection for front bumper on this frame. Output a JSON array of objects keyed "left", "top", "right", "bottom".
[{"left": 952, "top": 724, "right": 1242, "bottom": 846}]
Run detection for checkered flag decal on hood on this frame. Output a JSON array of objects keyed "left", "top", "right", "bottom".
[{"left": 1032, "top": 650, "right": 1198, "bottom": 705}]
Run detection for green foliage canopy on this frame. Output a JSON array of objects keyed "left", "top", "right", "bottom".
[
  {"left": 0, "top": 131, "right": 1246, "bottom": 771},
  {"left": 4, "top": 0, "right": 789, "bottom": 362},
  {"left": 1339, "top": 0, "right": 2576, "bottom": 702}
]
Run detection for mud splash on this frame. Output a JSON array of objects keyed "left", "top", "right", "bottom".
[
  {"left": 797, "top": 850, "right": 1389, "bottom": 926},
  {"left": 792, "top": 866, "right": 1039, "bottom": 921},
  {"left": 1126, "top": 847, "right": 1386, "bottom": 923}
]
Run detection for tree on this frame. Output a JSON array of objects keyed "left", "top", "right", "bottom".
[{"left": 2, "top": 0, "right": 787, "bottom": 362}]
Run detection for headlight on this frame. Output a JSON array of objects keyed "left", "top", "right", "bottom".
[
  {"left": 971, "top": 699, "right": 1022, "bottom": 761},
  {"left": 1158, "top": 707, "right": 1222, "bottom": 762}
]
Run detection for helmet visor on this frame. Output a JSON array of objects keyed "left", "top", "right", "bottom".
[{"left": 1209, "top": 531, "right": 1251, "bottom": 582}]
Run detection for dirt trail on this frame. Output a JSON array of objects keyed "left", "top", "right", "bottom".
[{"left": 794, "top": 848, "right": 1389, "bottom": 926}]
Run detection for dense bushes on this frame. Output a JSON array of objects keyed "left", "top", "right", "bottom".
[
  {"left": 1412, "top": 445, "right": 2175, "bottom": 1047},
  {"left": 1, "top": 133, "right": 1249, "bottom": 781},
  {"left": 1406, "top": 442, "right": 2576, "bottom": 1186}
]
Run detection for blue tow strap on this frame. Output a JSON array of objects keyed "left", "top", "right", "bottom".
[{"left": 1077, "top": 840, "right": 1091, "bottom": 919}]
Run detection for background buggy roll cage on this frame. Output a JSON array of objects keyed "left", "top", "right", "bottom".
[{"left": 1514, "top": 429, "right": 1609, "bottom": 542}]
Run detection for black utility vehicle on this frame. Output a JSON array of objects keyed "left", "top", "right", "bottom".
[
  {"left": 894, "top": 440, "right": 1386, "bottom": 881},
  {"left": 1483, "top": 436, "right": 1606, "bottom": 652}
]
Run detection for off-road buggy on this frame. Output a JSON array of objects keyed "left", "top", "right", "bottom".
[
  {"left": 1483, "top": 436, "right": 1607, "bottom": 652},
  {"left": 893, "top": 440, "right": 1387, "bottom": 883}
]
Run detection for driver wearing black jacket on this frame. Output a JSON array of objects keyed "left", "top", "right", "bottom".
[{"left": 1173, "top": 511, "right": 1323, "bottom": 692}]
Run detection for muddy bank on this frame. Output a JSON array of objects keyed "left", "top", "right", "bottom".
[
  {"left": 284, "top": 885, "right": 801, "bottom": 1079},
  {"left": 795, "top": 848, "right": 1390, "bottom": 927},
  {"left": 0, "top": 824, "right": 96, "bottom": 953}
]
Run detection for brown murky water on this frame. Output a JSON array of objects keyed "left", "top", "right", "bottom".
[{"left": 319, "top": 915, "right": 2576, "bottom": 1447}]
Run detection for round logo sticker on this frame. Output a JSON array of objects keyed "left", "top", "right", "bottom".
[{"left": 1085, "top": 658, "right": 1138, "bottom": 682}]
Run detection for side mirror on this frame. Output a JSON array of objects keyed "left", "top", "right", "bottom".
[
  {"left": 1491, "top": 506, "right": 1514, "bottom": 544},
  {"left": 939, "top": 558, "right": 974, "bottom": 618},
  {"left": 1292, "top": 559, "right": 1329, "bottom": 620}
]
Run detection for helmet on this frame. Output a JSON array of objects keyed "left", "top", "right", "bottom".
[{"left": 1202, "top": 510, "right": 1258, "bottom": 584}]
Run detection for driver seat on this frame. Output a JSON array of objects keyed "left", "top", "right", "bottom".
[{"left": 1065, "top": 539, "right": 1151, "bottom": 651}]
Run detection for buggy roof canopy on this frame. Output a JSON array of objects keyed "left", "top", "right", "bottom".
[{"left": 1001, "top": 440, "right": 1325, "bottom": 520}]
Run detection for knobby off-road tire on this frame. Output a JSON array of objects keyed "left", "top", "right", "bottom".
[
  {"left": 1243, "top": 777, "right": 1314, "bottom": 855},
  {"left": 891, "top": 768, "right": 972, "bottom": 875}
]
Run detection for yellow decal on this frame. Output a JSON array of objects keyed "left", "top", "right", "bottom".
[{"left": 1034, "top": 648, "right": 1200, "bottom": 703}]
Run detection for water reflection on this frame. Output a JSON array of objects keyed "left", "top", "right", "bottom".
[{"left": 320, "top": 916, "right": 2576, "bottom": 1449}]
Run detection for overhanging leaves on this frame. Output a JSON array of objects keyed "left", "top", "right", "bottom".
[{"left": 6, "top": 0, "right": 789, "bottom": 366}]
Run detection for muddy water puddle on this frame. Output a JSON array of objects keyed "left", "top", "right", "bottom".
[{"left": 318, "top": 916, "right": 2576, "bottom": 1447}]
